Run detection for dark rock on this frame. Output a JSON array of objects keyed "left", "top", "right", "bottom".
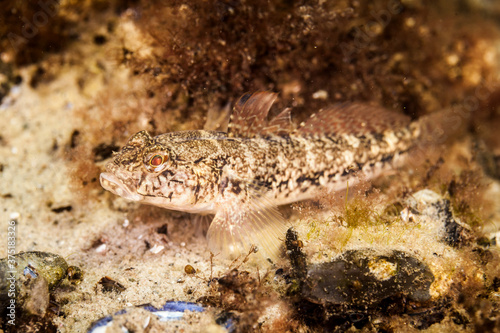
[
  {"left": 285, "top": 227, "right": 307, "bottom": 281},
  {"left": 433, "top": 199, "right": 470, "bottom": 247},
  {"left": 302, "top": 249, "right": 434, "bottom": 307}
]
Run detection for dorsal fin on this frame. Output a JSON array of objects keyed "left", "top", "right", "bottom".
[
  {"left": 228, "top": 92, "right": 291, "bottom": 137},
  {"left": 297, "top": 102, "right": 410, "bottom": 136},
  {"left": 262, "top": 107, "right": 292, "bottom": 135},
  {"left": 204, "top": 102, "right": 231, "bottom": 132}
]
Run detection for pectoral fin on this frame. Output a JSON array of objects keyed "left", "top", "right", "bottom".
[{"left": 206, "top": 176, "right": 288, "bottom": 263}]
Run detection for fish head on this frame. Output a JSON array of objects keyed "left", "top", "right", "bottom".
[{"left": 100, "top": 130, "right": 216, "bottom": 213}]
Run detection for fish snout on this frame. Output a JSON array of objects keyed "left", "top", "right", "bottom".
[{"left": 100, "top": 172, "right": 143, "bottom": 202}]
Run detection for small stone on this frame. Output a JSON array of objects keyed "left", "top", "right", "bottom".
[
  {"left": 67, "top": 266, "right": 84, "bottom": 285},
  {"left": 476, "top": 236, "right": 491, "bottom": 247},
  {"left": 9, "top": 212, "right": 20, "bottom": 219},
  {"left": 446, "top": 53, "right": 459, "bottom": 66},
  {"left": 184, "top": 265, "right": 196, "bottom": 274},
  {"left": 95, "top": 244, "right": 107, "bottom": 253},
  {"left": 149, "top": 244, "right": 164, "bottom": 254},
  {"left": 400, "top": 206, "right": 415, "bottom": 222},
  {"left": 312, "top": 90, "right": 328, "bottom": 100},
  {"left": 143, "top": 315, "right": 151, "bottom": 328}
]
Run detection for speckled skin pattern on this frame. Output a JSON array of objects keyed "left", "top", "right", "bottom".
[
  {"left": 104, "top": 126, "right": 417, "bottom": 208},
  {"left": 103, "top": 123, "right": 418, "bottom": 205}
]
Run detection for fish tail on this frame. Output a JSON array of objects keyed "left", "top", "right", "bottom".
[{"left": 414, "top": 106, "right": 471, "bottom": 146}]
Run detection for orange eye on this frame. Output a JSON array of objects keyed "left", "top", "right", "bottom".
[
  {"left": 150, "top": 155, "right": 164, "bottom": 167},
  {"left": 145, "top": 151, "right": 169, "bottom": 172}
]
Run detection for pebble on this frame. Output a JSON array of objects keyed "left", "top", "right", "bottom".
[
  {"left": 184, "top": 265, "right": 196, "bottom": 275},
  {"left": 95, "top": 244, "right": 107, "bottom": 253},
  {"left": 149, "top": 244, "right": 164, "bottom": 254},
  {"left": 9, "top": 212, "right": 20, "bottom": 220}
]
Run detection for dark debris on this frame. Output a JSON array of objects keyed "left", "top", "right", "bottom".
[{"left": 97, "top": 276, "right": 126, "bottom": 293}]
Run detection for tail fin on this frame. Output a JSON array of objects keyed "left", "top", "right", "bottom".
[
  {"left": 414, "top": 106, "right": 471, "bottom": 146},
  {"left": 404, "top": 107, "right": 472, "bottom": 170}
]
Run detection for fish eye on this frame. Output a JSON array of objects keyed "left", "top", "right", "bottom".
[
  {"left": 150, "top": 155, "right": 164, "bottom": 167},
  {"left": 145, "top": 152, "right": 169, "bottom": 172}
]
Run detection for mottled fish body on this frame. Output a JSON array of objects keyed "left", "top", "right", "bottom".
[{"left": 100, "top": 92, "right": 421, "bottom": 261}]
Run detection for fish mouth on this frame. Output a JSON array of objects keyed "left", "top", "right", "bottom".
[{"left": 100, "top": 172, "right": 144, "bottom": 202}]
